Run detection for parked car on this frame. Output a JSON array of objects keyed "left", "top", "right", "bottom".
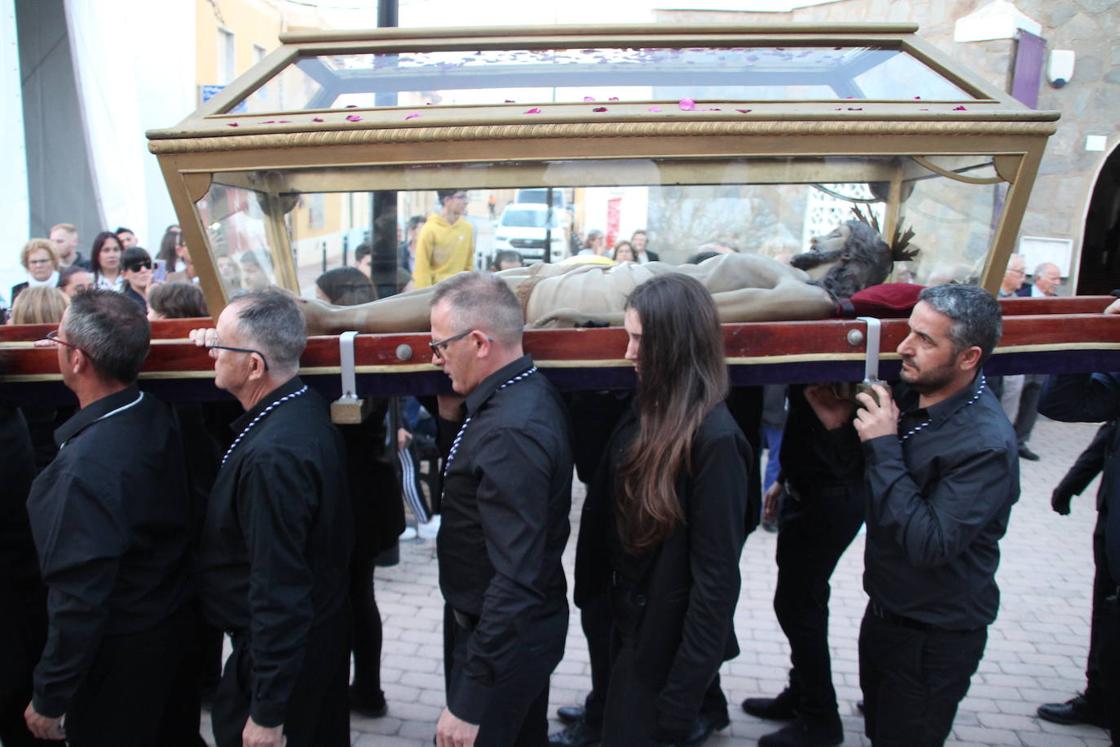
[{"left": 492, "top": 203, "right": 568, "bottom": 263}]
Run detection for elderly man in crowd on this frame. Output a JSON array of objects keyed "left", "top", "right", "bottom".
[
  {"left": 24, "top": 290, "right": 200, "bottom": 745},
  {"left": 430, "top": 273, "right": 573, "bottom": 747},
  {"left": 192, "top": 290, "right": 353, "bottom": 747}
]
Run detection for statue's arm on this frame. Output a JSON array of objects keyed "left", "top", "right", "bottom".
[
  {"left": 790, "top": 249, "right": 843, "bottom": 271},
  {"left": 712, "top": 280, "right": 836, "bottom": 323}
]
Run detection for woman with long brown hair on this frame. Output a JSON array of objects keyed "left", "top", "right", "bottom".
[{"left": 590, "top": 273, "right": 751, "bottom": 746}]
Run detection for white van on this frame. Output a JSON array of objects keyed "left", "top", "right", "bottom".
[{"left": 492, "top": 203, "right": 568, "bottom": 264}]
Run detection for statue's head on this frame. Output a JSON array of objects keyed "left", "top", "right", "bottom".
[{"left": 794, "top": 219, "right": 894, "bottom": 300}]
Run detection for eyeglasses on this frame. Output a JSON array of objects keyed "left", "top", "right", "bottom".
[
  {"left": 206, "top": 339, "right": 270, "bottom": 371},
  {"left": 43, "top": 330, "right": 89, "bottom": 357},
  {"left": 125, "top": 261, "right": 152, "bottom": 272},
  {"left": 429, "top": 329, "right": 473, "bottom": 361}
]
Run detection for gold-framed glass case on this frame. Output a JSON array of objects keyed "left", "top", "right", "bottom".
[{"left": 148, "top": 23, "right": 1057, "bottom": 316}]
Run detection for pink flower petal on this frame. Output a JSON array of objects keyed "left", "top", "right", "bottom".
[
  {"left": 263, "top": 120, "right": 276, "bottom": 124},
  {"left": 312, "top": 117, "right": 324, "bottom": 122},
  {"left": 678, "top": 98, "right": 696, "bottom": 111},
  {"left": 345, "top": 114, "right": 363, "bottom": 122},
  {"left": 914, "top": 96, "right": 922, "bottom": 100},
  {"left": 404, "top": 112, "right": 421, "bottom": 120},
  {"left": 226, "top": 122, "right": 239, "bottom": 127},
  {"left": 345, "top": 104, "right": 358, "bottom": 109},
  {"left": 953, "top": 105, "right": 967, "bottom": 111},
  {"left": 524, "top": 107, "right": 542, "bottom": 114},
  {"left": 608, "top": 96, "right": 619, "bottom": 101},
  {"left": 648, "top": 106, "right": 662, "bottom": 112},
  {"left": 583, "top": 96, "right": 596, "bottom": 102},
  {"left": 736, "top": 108, "right": 752, "bottom": 113},
  {"left": 847, "top": 106, "right": 863, "bottom": 111},
  {"left": 504, "top": 99, "right": 515, "bottom": 103},
  {"left": 919, "top": 108, "right": 930, "bottom": 111},
  {"left": 706, "top": 107, "right": 722, "bottom": 111},
  {"left": 592, "top": 106, "right": 608, "bottom": 112}
]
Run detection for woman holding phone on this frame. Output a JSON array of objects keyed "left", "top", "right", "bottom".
[{"left": 580, "top": 274, "right": 751, "bottom": 746}]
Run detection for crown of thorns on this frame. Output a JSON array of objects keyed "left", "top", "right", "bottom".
[{"left": 850, "top": 206, "right": 918, "bottom": 262}]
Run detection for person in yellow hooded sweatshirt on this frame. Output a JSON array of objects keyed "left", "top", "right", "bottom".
[{"left": 412, "top": 189, "right": 475, "bottom": 288}]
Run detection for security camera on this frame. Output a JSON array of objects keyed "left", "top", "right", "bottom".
[{"left": 1048, "top": 50, "right": 1075, "bottom": 88}]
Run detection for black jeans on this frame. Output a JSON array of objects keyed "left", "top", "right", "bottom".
[
  {"left": 773, "top": 485, "right": 864, "bottom": 724},
  {"left": 859, "top": 604, "right": 987, "bottom": 747},
  {"left": 442, "top": 604, "right": 564, "bottom": 747},
  {"left": 1086, "top": 511, "right": 1118, "bottom": 706},
  {"left": 212, "top": 612, "right": 350, "bottom": 747}
]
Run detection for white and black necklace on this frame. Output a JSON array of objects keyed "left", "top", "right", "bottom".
[
  {"left": 443, "top": 366, "right": 538, "bottom": 478},
  {"left": 898, "top": 374, "right": 986, "bottom": 443},
  {"left": 221, "top": 385, "right": 309, "bottom": 466}
]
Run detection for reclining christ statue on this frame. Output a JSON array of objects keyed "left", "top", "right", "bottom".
[{"left": 299, "top": 218, "right": 911, "bottom": 335}]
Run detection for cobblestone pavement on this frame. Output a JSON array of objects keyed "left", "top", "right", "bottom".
[{"left": 201, "top": 416, "right": 1112, "bottom": 746}]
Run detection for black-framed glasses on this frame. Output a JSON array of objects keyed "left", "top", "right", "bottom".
[
  {"left": 429, "top": 329, "right": 472, "bottom": 361},
  {"left": 43, "top": 330, "right": 89, "bottom": 357},
  {"left": 206, "top": 341, "right": 270, "bottom": 371}
]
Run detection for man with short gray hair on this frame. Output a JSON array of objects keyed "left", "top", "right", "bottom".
[
  {"left": 430, "top": 273, "right": 573, "bottom": 747},
  {"left": 25, "top": 290, "right": 199, "bottom": 744},
  {"left": 192, "top": 289, "right": 353, "bottom": 747},
  {"left": 813, "top": 284, "right": 1019, "bottom": 746}
]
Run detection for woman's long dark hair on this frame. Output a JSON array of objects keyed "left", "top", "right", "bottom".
[{"left": 616, "top": 274, "right": 729, "bottom": 554}]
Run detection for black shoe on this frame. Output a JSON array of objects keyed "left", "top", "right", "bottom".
[
  {"left": 348, "top": 686, "right": 388, "bottom": 718},
  {"left": 557, "top": 705, "right": 586, "bottom": 724},
  {"left": 1018, "top": 444, "right": 1041, "bottom": 461},
  {"left": 742, "top": 689, "right": 799, "bottom": 721},
  {"left": 758, "top": 717, "right": 843, "bottom": 747},
  {"left": 856, "top": 699, "right": 864, "bottom": 715},
  {"left": 548, "top": 719, "right": 600, "bottom": 746},
  {"left": 682, "top": 712, "right": 731, "bottom": 745},
  {"left": 1037, "top": 693, "right": 1107, "bottom": 728}
]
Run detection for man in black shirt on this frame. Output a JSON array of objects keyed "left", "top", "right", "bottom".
[
  {"left": 429, "top": 272, "right": 572, "bottom": 747},
  {"left": 823, "top": 284, "right": 1019, "bottom": 746},
  {"left": 192, "top": 290, "right": 352, "bottom": 747},
  {"left": 24, "top": 290, "right": 200, "bottom": 744}
]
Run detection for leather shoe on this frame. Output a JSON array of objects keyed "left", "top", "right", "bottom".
[
  {"left": 742, "top": 689, "right": 799, "bottom": 721},
  {"left": 556, "top": 705, "right": 586, "bottom": 725},
  {"left": 1018, "top": 444, "right": 1041, "bottom": 461},
  {"left": 347, "top": 686, "right": 388, "bottom": 718},
  {"left": 682, "top": 712, "right": 730, "bottom": 745},
  {"left": 758, "top": 717, "right": 843, "bottom": 747},
  {"left": 548, "top": 719, "right": 600, "bottom": 746},
  {"left": 1037, "top": 693, "right": 1107, "bottom": 728}
]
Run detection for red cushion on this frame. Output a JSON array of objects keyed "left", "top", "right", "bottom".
[{"left": 835, "top": 283, "right": 926, "bottom": 318}]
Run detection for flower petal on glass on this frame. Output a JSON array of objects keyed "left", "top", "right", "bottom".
[
  {"left": 914, "top": 96, "right": 922, "bottom": 100},
  {"left": 648, "top": 106, "right": 662, "bottom": 112},
  {"left": 404, "top": 112, "right": 421, "bottom": 120},
  {"left": 678, "top": 98, "right": 696, "bottom": 111},
  {"left": 847, "top": 107, "right": 863, "bottom": 111},
  {"left": 226, "top": 122, "right": 239, "bottom": 127},
  {"left": 524, "top": 107, "right": 542, "bottom": 114},
  {"left": 608, "top": 96, "right": 619, "bottom": 101},
  {"left": 592, "top": 106, "right": 608, "bottom": 112},
  {"left": 953, "top": 105, "right": 968, "bottom": 111},
  {"left": 736, "top": 108, "right": 752, "bottom": 113},
  {"left": 312, "top": 117, "right": 324, "bottom": 122},
  {"left": 346, "top": 114, "right": 363, "bottom": 122},
  {"left": 583, "top": 96, "right": 596, "bottom": 102}
]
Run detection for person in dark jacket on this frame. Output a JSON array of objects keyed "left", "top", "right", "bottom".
[
  {"left": 1033, "top": 421, "right": 1116, "bottom": 731},
  {"left": 191, "top": 290, "right": 353, "bottom": 747},
  {"left": 1039, "top": 299, "right": 1120, "bottom": 745},
  {"left": 23, "top": 290, "right": 200, "bottom": 745},
  {"left": 583, "top": 274, "right": 750, "bottom": 746}
]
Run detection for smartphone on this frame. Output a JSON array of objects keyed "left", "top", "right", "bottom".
[{"left": 152, "top": 259, "right": 168, "bottom": 283}]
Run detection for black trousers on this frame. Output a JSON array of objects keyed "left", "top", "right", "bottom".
[
  {"left": 0, "top": 583, "right": 51, "bottom": 747},
  {"left": 442, "top": 604, "right": 563, "bottom": 747},
  {"left": 859, "top": 605, "right": 987, "bottom": 747},
  {"left": 1086, "top": 511, "right": 1118, "bottom": 705},
  {"left": 577, "top": 592, "right": 614, "bottom": 730},
  {"left": 773, "top": 485, "right": 864, "bottom": 723},
  {"left": 65, "top": 603, "right": 202, "bottom": 747},
  {"left": 212, "top": 612, "right": 350, "bottom": 747},
  {"left": 350, "top": 553, "right": 385, "bottom": 700}
]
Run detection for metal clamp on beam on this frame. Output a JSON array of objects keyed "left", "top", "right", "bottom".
[
  {"left": 330, "top": 331, "right": 372, "bottom": 424},
  {"left": 856, "top": 316, "right": 882, "bottom": 386}
]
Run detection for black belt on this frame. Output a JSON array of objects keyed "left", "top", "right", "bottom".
[
  {"left": 864, "top": 600, "right": 972, "bottom": 636},
  {"left": 451, "top": 608, "right": 479, "bottom": 632}
]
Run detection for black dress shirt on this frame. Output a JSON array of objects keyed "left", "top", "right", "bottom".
[
  {"left": 861, "top": 375, "right": 1019, "bottom": 630},
  {"left": 779, "top": 385, "right": 864, "bottom": 496},
  {"left": 437, "top": 355, "right": 573, "bottom": 723},
  {"left": 198, "top": 376, "right": 352, "bottom": 727},
  {"left": 26, "top": 388, "right": 195, "bottom": 717}
]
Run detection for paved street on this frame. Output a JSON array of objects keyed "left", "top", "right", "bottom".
[{"left": 202, "top": 415, "right": 1112, "bottom": 746}]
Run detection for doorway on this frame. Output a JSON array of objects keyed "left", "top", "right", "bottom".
[{"left": 1078, "top": 144, "right": 1120, "bottom": 295}]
